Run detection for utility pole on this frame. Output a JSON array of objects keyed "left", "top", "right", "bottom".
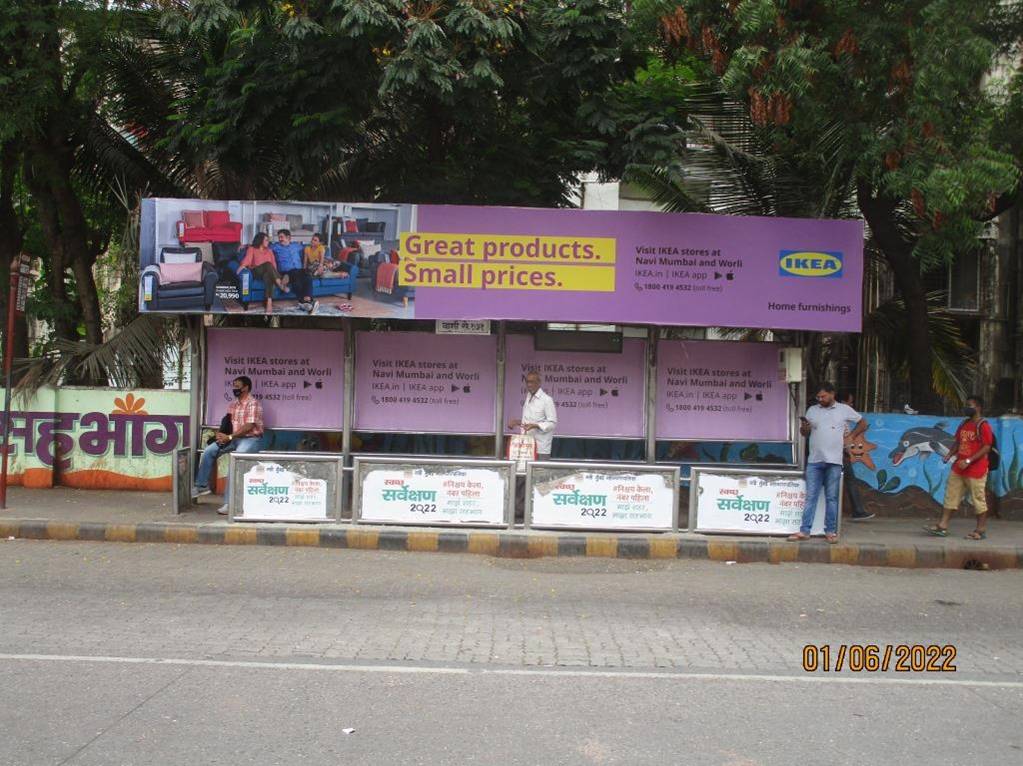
[{"left": 0, "top": 254, "right": 31, "bottom": 509}]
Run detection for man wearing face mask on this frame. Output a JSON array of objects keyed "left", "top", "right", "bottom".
[
  {"left": 925, "top": 396, "right": 994, "bottom": 540},
  {"left": 193, "top": 375, "right": 265, "bottom": 514}
]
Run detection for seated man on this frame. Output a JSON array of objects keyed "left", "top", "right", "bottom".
[
  {"left": 193, "top": 375, "right": 264, "bottom": 514},
  {"left": 271, "top": 229, "right": 318, "bottom": 314}
]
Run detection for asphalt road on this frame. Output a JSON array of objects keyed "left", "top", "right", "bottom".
[{"left": 1, "top": 540, "right": 1021, "bottom": 765}]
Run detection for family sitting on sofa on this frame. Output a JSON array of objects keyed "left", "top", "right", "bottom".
[{"left": 236, "top": 230, "right": 356, "bottom": 313}]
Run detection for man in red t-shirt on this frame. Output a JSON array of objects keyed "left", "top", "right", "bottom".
[{"left": 925, "top": 396, "right": 994, "bottom": 540}]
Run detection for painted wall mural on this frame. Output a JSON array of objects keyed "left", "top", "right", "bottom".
[
  {"left": 847, "top": 414, "right": 1023, "bottom": 508},
  {"left": 0, "top": 387, "right": 190, "bottom": 490}
]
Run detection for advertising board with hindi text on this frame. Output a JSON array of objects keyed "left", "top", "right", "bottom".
[
  {"left": 691, "top": 468, "right": 827, "bottom": 536},
  {"left": 353, "top": 458, "right": 513, "bottom": 527},
  {"left": 230, "top": 453, "right": 343, "bottom": 522},
  {"left": 527, "top": 463, "right": 679, "bottom": 531}
]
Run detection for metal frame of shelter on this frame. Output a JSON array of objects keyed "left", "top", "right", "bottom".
[{"left": 187, "top": 317, "right": 810, "bottom": 530}]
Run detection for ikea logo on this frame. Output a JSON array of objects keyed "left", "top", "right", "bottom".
[{"left": 778, "top": 250, "right": 843, "bottom": 278}]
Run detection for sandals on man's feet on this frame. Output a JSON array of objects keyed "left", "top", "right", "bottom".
[
  {"left": 923, "top": 525, "right": 949, "bottom": 537},
  {"left": 965, "top": 530, "right": 987, "bottom": 540}
]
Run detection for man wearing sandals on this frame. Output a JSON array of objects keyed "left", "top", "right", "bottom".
[
  {"left": 789, "top": 383, "right": 866, "bottom": 544},
  {"left": 925, "top": 396, "right": 993, "bottom": 541}
]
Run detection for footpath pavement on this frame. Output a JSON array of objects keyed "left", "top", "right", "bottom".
[{"left": 3, "top": 486, "right": 1022, "bottom": 569}]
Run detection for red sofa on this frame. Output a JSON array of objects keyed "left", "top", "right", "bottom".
[{"left": 176, "top": 210, "right": 242, "bottom": 244}]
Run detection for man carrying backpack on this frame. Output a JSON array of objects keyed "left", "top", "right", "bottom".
[{"left": 925, "top": 395, "right": 995, "bottom": 540}]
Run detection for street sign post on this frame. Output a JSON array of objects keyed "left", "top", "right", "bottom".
[{"left": 1, "top": 254, "right": 31, "bottom": 509}]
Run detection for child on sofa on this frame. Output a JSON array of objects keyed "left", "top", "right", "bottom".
[
  {"left": 237, "top": 232, "right": 286, "bottom": 314},
  {"left": 303, "top": 233, "right": 328, "bottom": 276}
]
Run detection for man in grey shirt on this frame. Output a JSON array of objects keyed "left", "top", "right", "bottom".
[{"left": 789, "top": 383, "right": 867, "bottom": 543}]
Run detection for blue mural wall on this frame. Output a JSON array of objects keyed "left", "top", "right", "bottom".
[{"left": 849, "top": 414, "right": 1023, "bottom": 503}]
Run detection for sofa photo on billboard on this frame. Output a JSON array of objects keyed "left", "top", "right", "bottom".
[{"left": 138, "top": 199, "right": 414, "bottom": 316}]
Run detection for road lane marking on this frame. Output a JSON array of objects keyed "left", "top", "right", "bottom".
[{"left": 1, "top": 652, "right": 1022, "bottom": 688}]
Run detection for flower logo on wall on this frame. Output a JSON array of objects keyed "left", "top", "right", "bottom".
[{"left": 111, "top": 393, "right": 148, "bottom": 416}]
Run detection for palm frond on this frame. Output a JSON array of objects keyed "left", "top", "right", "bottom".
[
  {"left": 862, "top": 291, "right": 975, "bottom": 406},
  {"left": 15, "top": 314, "right": 185, "bottom": 394},
  {"left": 626, "top": 165, "right": 711, "bottom": 213}
]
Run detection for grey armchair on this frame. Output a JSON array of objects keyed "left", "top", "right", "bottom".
[{"left": 140, "top": 246, "right": 218, "bottom": 312}]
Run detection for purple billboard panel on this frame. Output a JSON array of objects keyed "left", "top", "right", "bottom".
[
  {"left": 656, "top": 341, "right": 788, "bottom": 441},
  {"left": 354, "top": 332, "right": 497, "bottom": 434},
  {"left": 141, "top": 199, "right": 862, "bottom": 332},
  {"left": 503, "top": 336, "right": 647, "bottom": 438},
  {"left": 410, "top": 206, "right": 863, "bottom": 332},
  {"left": 205, "top": 328, "right": 344, "bottom": 430}
]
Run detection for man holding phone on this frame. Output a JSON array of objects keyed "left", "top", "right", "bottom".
[{"left": 789, "top": 383, "right": 867, "bottom": 543}]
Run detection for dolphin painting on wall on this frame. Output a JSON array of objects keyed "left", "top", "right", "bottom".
[{"left": 888, "top": 424, "right": 956, "bottom": 465}]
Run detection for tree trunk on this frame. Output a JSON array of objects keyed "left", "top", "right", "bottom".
[
  {"left": 0, "top": 143, "right": 30, "bottom": 364},
  {"left": 69, "top": 255, "right": 104, "bottom": 347},
  {"left": 23, "top": 156, "right": 79, "bottom": 345},
  {"left": 888, "top": 255, "right": 940, "bottom": 412},
  {"left": 857, "top": 183, "right": 942, "bottom": 413},
  {"left": 18, "top": 5, "right": 104, "bottom": 357},
  {"left": 26, "top": 135, "right": 105, "bottom": 348}
]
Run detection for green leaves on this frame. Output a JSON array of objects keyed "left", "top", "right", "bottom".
[
  {"left": 875, "top": 469, "right": 901, "bottom": 493},
  {"left": 187, "top": 0, "right": 240, "bottom": 36},
  {"left": 653, "top": 0, "right": 1023, "bottom": 407},
  {"left": 333, "top": 0, "right": 403, "bottom": 36},
  {"left": 733, "top": 0, "right": 778, "bottom": 37}
]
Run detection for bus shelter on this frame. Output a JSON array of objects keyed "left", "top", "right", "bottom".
[{"left": 141, "top": 198, "right": 864, "bottom": 535}]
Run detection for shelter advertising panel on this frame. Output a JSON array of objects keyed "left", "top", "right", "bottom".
[
  {"left": 656, "top": 341, "right": 788, "bottom": 441},
  {"left": 690, "top": 468, "right": 829, "bottom": 536},
  {"left": 352, "top": 457, "right": 514, "bottom": 527},
  {"left": 526, "top": 462, "right": 679, "bottom": 531},
  {"left": 353, "top": 332, "right": 497, "bottom": 434},
  {"left": 205, "top": 328, "right": 344, "bottom": 430},
  {"left": 503, "top": 336, "right": 646, "bottom": 438},
  {"left": 141, "top": 198, "right": 863, "bottom": 332},
  {"left": 229, "top": 453, "right": 343, "bottom": 523}
]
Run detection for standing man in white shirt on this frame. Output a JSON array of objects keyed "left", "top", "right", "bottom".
[
  {"left": 508, "top": 370, "right": 558, "bottom": 459},
  {"left": 789, "top": 382, "right": 867, "bottom": 544}
]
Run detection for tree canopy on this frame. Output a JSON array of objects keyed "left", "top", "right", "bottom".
[
  {"left": 650, "top": 0, "right": 1023, "bottom": 409},
  {"left": 3, "top": 0, "right": 652, "bottom": 384},
  {"left": 4, "top": 0, "right": 1022, "bottom": 408}
]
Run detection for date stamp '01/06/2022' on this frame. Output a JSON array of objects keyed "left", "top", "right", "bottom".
[{"left": 802, "top": 645, "right": 957, "bottom": 673}]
